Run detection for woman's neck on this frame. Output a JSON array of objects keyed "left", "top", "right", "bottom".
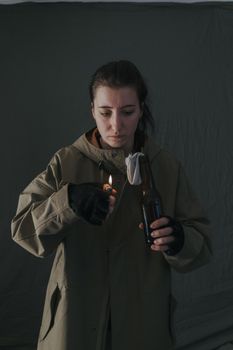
[{"left": 99, "top": 137, "right": 134, "bottom": 156}]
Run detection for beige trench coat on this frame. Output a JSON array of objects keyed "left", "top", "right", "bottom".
[{"left": 11, "top": 131, "right": 211, "bottom": 350}]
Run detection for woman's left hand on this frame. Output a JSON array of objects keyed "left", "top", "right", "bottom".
[
  {"left": 149, "top": 217, "right": 175, "bottom": 252},
  {"left": 139, "top": 216, "right": 184, "bottom": 254}
]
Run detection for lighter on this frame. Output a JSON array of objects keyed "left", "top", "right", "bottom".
[{"left": 103, "top": 175, "right": 113, "bottom": 193}]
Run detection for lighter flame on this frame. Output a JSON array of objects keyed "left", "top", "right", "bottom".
[{"left": 109, "top": 175, "right": 112, "bottom": 186}]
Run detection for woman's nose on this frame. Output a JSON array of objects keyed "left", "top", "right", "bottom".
[{"left": 111, "top": 114, "right": 122, "bottom": 133}]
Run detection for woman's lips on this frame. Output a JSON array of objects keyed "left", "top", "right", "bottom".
[{"left": 108, "top": 135, "right": 124, "bottom": 139}]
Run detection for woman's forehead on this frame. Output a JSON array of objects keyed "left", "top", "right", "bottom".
[{"left": 93, "top": 86, "right": 139, "bottom": 107}]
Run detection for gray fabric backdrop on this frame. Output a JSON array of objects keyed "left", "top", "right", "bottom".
[{"left": 0, "top": 2, "right": 233, "bottom": 349}]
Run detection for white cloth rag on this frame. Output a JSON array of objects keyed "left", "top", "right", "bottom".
[{"left": 125, "top": 152, "right": 144, "bottom": 185}]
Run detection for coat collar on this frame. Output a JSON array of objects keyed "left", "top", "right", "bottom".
[{"left": 72, "top": 128, "right": 161, "bottom": 175}]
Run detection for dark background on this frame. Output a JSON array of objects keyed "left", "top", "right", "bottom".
[{"left": 0, "top": 2, "right": 233, "bottom": 349}]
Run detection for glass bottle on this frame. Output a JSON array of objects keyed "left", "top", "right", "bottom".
[{"left": 139, "top": 155, "right": 163, "bottom": 246}]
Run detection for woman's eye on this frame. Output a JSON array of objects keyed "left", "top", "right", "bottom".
[
  {"left": 100, "top": 112, "right": 111, "bottom": 117},
  {"left": 122, "top": 110, "right": 134, "bottom": 116},
  {"left": 99, "top": 110, "right": 134, "bottom": 117}
]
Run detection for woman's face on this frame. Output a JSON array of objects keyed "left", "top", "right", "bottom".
[{"left": 91, "top": 85, "right": 143, "bottom": 154}]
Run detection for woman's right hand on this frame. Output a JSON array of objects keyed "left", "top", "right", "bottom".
[{"left": 68, "top": 183, "right": 116, "bottom": 225}]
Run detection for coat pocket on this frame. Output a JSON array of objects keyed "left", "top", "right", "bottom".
[{"left": 39, "top": 283, "right": 61, "bottom": 342}]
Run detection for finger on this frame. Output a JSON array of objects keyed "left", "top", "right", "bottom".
[
  {"left": 151, "top": 226, "right": 173, "bottom": 238},
  {"left": 109, "top": 195, "right": 116, "bottom": 206},
  {"left": 103, "top": 186, "right": 117, "bottom": 195},
  {"left": 111, "top": 188, "right": 117, "bottom": 195},
  {"left": 152, "top": 234, "right": 175, "bottom": 246},
  {"left": 108, "top": 196, "right": 116, "bottom": 214},
  {"left": 139, "top": 222, "right": 144, "bottom": 230},
  {"left": 150, "top": 216, "right": 170, "bottom": 229},
  {"left": 108, "top": 205, "right": 114, "bottom": 214},
  {"left": 151, "top": 244, "right": 170, "bottom": 252}
]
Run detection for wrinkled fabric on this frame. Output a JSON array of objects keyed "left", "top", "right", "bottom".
[
  {"left": 11, "top": 130, "right": 211, "bottom": 350},
  {"left": 125, "top": 152, "right": 144, "bottom": 185}
]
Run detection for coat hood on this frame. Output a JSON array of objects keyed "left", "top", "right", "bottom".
[{"left": 72, "top": 128, "right": 161, "bottom": 175}]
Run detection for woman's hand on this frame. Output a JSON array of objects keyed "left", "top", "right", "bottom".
[
  {"left": 68, "top": 183, "right": 116, "bottom": 225},
  {"left": 108, "top": 195, "right": 116, "bottom": 215},
  {"left": 149, "top": 217, "right": 175, "bottom": 252},
  {"left": 139, "top": 216, "right": 184, "bottom": 255}
]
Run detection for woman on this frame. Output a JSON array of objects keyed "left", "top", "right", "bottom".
[{"left": 11, "top": 60, "right": 211, "bottom": 350}]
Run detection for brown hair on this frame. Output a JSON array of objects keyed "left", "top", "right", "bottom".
[{"left": 89, "top": 60, "right": 155, "bottom": 134}]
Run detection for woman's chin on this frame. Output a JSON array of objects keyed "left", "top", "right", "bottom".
[
  {"left": 102, "top": 138, "right": 125, "bottom": 149},
  {"left": 101, "top": 136, "right": 131, "bottom": 152}
]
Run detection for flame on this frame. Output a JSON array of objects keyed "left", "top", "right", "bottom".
[{"left": 109, "top": 175, "right": 112, "bottom": 186}]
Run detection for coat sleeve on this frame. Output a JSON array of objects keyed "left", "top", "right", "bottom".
[
  {"left": 11, "top": 153, "right": 78, "bottom": 258},
  {"left": 164, "top": 163, "right": 212, "bottom": 272}
]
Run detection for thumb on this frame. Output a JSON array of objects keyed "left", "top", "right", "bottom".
[{"left": 108, "top": 195, "right": 116, "bottom": 214}]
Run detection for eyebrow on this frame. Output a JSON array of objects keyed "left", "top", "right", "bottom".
[{"left": 98, "top": 104, "right": 136, "bottom": 109}]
